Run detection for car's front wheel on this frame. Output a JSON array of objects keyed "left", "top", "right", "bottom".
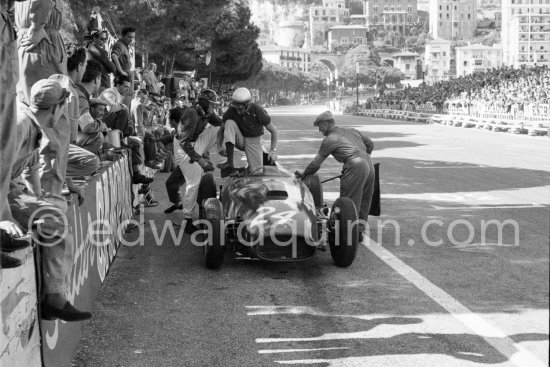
[
  {"left": 203, "top": 198, "right": 225, "bottom": 269},
  {"left": 328, "top": 197, "right": 359, "bottom": 268}
]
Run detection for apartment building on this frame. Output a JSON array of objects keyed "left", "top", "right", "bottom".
[
  {"left": 328, "top": 25, "right": 369, "bottom": 51},
  {"left": 501, "top": 0, "right": 550, "bottom": 66},
  {"left": 424, "top": 38, "right": 452, "bottom": 83},
  {"left": 365, "top": 0, "right": 418, "bottom": 33},
  {"left": 309, "top": 0, "right": 350, "bottom": 47},
  {"left": 455, "top": 44, "right": 503, "bottom": 76},
  {"left": 260, "top": 45, "right": 311, "bottom": 72},
  {"left": 429, "top": 0, "right": 477, "bottom": 39}
]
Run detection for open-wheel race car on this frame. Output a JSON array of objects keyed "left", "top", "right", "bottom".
[{"left": 195, "top": 160, "right": 360, "bottom": 269}]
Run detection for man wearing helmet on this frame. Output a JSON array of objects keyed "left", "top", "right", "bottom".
[
  {"left": 164, "top": 89, "right": 222, "bottom": 232},
  {"left": 296, "top": 111, "right": 375, "bottom": 223},
  {"left": 217, "top": 87, "right": 278, "bottom": 174}
]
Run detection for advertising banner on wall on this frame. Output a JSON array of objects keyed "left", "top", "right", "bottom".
[{"left": 41, "top": 157, "right": 133, "bottom": 367}]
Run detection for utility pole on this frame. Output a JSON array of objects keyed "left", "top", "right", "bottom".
[{"left": 355, "top": 61, "right": 359, "bottom": 107}]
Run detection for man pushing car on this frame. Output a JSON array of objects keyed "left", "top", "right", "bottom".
[{"left": 296, "top": 111, "right": 375, "bottom": 223}]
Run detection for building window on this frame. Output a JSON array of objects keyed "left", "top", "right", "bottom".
[
  {"left": 385, "top": 6, "right": 388, "bottom": 11},
  {"left": 443, "top": 51, "right": 446, "bottom": 56},
  {"left": 475, "top": 60, "right": 482, "bottom": 65},
  {"left": 468, "top": 13, "right": 471, "bottom": 19},
  {"left": 439, "top": 5, "right": 442, "bottom": 9},
  {"left": 406, "top": 63, "right": 410, "bottom": 70},
  {"left": 374, "top": 6, "right": 378, "bottom": 12},
  {"left": 464, "top": 61, "right": 467, "bottom": 66},
  {"left": 408, "top": 6, "right": 412, "bottom": 12},
  {"left": 341, "top": 37, "right": 349, "bottom": 43},
  {"left": 440, "top": 21, "right": 443, "bottom": 26}
]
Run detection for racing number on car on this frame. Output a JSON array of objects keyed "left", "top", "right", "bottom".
[{"left": 250, "top": 207, "right": 297, "bottom": 230}]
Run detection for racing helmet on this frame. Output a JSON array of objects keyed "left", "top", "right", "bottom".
[
  {"left": 198, "top": 89, "right": 219, "bottom": 104},
  {"left": 232, "top": 87, "right": 251, "bottom": 104}
]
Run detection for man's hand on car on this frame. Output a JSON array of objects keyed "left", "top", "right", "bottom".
[{"left": 294, "top": 171, "right": 305, "bottom": 180}]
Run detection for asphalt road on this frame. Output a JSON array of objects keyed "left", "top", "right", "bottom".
[{"left": 73, "top": 105, "right": 549, "bottom": 367}]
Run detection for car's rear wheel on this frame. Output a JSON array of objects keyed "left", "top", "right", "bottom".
[
  {"left": 303, "top": 174, "right": 323, "bottom": 208},
  {"left": 203, "top": 198, "right": 225, "bottom": 269},
  {"left": 328, "top": 197, "right": 359, "bottom": 268},
  {"left": 197, "top": 172, "right": 216, "bottom": 208}
]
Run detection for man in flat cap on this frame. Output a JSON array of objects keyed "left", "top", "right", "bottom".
[
  {"left": 7, "top": 78, "right": 91, "bottom": 320},
  {"left": 297, "top": 111, "right": 375, "bottom": 223}
]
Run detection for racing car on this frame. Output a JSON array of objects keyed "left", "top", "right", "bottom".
[{"left": 195, "top": 161, "right": 360, "bottom": 269}]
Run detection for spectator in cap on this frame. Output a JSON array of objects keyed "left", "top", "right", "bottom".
[
  {"left": 7, "top": 77, "right": 92, "bottom": 321},
  {"left": 85, "top": 28, "right": 116, "bottom": 92},
  {"left": 297, "top": 111, "right": 376, "bottom": 224}
]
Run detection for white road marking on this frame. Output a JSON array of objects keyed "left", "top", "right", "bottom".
[
  {"left": 363, "top": 238, "right": 547, "bottom": 367},
  {"left": 414, "top": 165, "right": 485, "bottom": 169},
  {"left": 410, "top": 146, "right": 465, "bottom": 150},
  {"left": 431, "top": 203, "right": 544, "bottom": 210},
  {"left": 259, "top": 347, "right": 349, "bottom": 354}
]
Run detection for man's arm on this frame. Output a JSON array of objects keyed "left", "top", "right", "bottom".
[
  {"left": 265, "top": 122, "right": 278, "bottom": 160},
  {"left": 111, "top": 44, "right": 127, "bottom": 76},
  {"left": 361, "top": 132, "right": 374, "bottom": 155},
  {"left": 179, "top": 109, "right": 213, "bottom": 170},
  {"left": 303, "top": 153, "right": 327, "bottom": 177},
  {"left": 19, "top": 0, "right": 54, "bottom": 52},
  {"left": 303, "top": 138, "right": 332, "bottom": 177},
  {"left": 88, "top": 44, "right": 116, "bottom": 73}
]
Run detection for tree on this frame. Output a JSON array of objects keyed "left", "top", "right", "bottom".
[{"left": 210, "top": 2, "right": 263, "bottom": 84}]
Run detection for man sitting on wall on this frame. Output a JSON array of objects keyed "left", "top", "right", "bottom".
[{"left": 8, "top": 79, "right": 91, "bottom": 321}]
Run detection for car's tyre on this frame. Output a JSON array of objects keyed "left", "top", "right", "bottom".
[
  {"left": 203, "top": 198, "right": 225, "bottom": 269},
  {"left": 328, "top": 197, "right": 359, "bottom": 268},
  {"left": 197, "top": 172, "right": 216, "bottom": 207},
  {"left": 303, "top": 174, "right": 323, "bottom": 208}
]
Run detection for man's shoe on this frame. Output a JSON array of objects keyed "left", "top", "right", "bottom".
[
  {"left": 132, "top": 172, "right": 154, "bottom": 185},
  {"left": 164, "top": 203, "right": 183, "bottom": 214},
  {"left": 220, "top": 167, "right": 241, "bottom": 178},
  {"left": 145, "top": 160, "right": 164, "bottom": 170},
  {"left": 1, "top": 253, "right": 22, "bottom": 269},
  {"left": 216, "top": 161, "right": 231, "bottom": 170},
  {"left": 1, "top": 230, "right": 31, "bottom": 253},
  {"left": 41, "top": 301, "right": 92, "bottom": 322},
  {"left": 184, "top": 219, "right": 199, "bottom": 234}
]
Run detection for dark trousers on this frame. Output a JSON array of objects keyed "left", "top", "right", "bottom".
[{"left": 165, "top": 166, "right": 185, "bottom": 204}]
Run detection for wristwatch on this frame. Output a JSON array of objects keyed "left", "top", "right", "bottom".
[{"left": 270, "top": 148, "right": 277, "bottom": 152}]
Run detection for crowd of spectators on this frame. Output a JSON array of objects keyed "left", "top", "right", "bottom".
[
  {"left": 366, "top": 65, "right": 550, "bottom": 117},
  {"left": 0, "top": 2, "right": 217, "bottom": 322}
]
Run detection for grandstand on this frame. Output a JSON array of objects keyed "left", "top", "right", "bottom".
[{"left": 357, "top": 65, "right": 549, "bottom": 136}]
